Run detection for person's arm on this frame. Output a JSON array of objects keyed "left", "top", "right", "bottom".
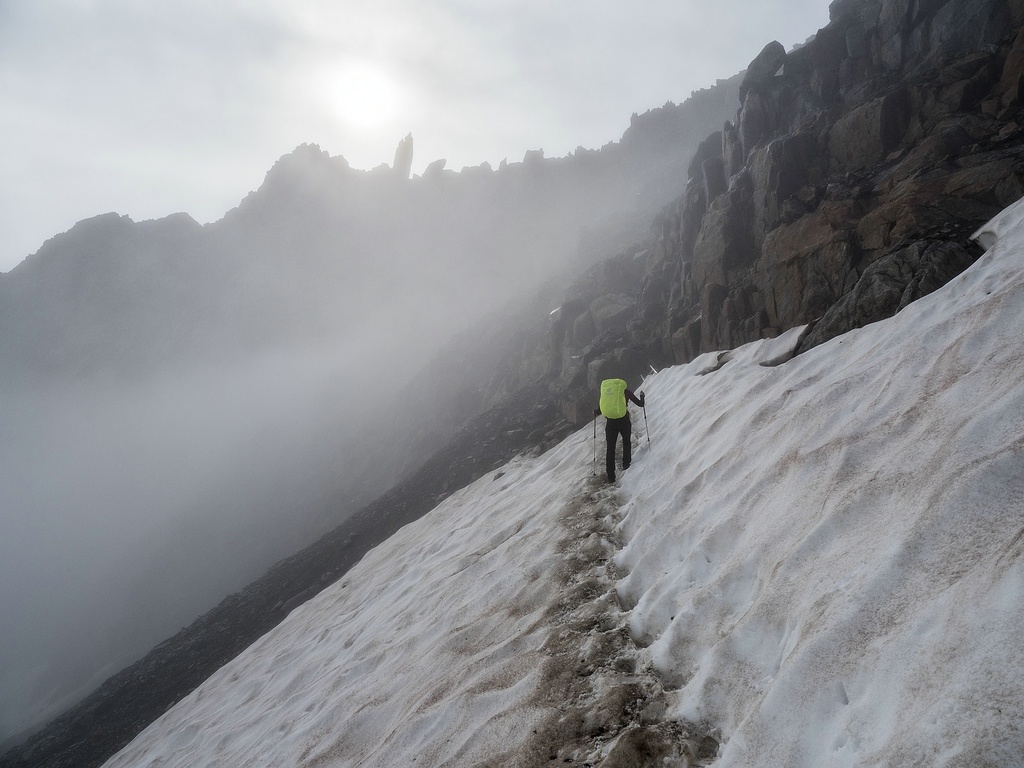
[{"left": 625, "top": 388, "right": 645, "bottom": 407}]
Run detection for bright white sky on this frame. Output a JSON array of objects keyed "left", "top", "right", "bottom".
[
  {"left": 0, "top": 0, "right": 833, "bottom": 272},
  {"left": 101, "top": 199, "right": 1024, "bottom": 766}
]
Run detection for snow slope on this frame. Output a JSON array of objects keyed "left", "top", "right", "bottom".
[{"left": 105, "top": 198, "right": 1024, "bottom": 766}]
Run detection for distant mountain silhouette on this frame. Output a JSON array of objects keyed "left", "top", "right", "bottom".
[
  {"left": 0, "top": 78, "right": 741, "bottom": 386},
  {"left": 0, "top": 76, "right": 742, "bottom": 751}
]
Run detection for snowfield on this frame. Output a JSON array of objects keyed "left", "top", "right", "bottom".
[{"left": 105, "top": 198, "right": 1024, "bottom": 767}]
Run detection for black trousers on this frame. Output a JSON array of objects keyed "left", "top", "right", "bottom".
[{"left": 605, "top": 416, "right": 631, "bottom": 480}]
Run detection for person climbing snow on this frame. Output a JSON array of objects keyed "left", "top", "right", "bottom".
[{"left": 595, "top": 378, "right": 645, "bottom": 483}]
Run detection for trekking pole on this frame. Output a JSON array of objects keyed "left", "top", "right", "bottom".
[
  {"left": 643, "top": 404, "right": 650, "bottom": 444},
  {"left": 592, "top": 413, "right": 598, "bottom": 474}
]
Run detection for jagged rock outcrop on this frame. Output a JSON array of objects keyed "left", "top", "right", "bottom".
[
  {"left": 740, "top": 41, "right": 788, "bottom": 104},
  {"left": 802, "top": 238, "right": 976, "bottom": 346},
  {"left": 465, "top": 0, "right": 1024, "bottom": 425},
  {"left": 618, "top": 0, "right": 1024, "bottom": 365},
  {"left": 422, "top": 157, "right": 447, "bottom": 179},
  {"left": 393, "top": 132, "right": 414, "bottom": 179}
]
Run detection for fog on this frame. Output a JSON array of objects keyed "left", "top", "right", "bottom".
[
  {"left": 0, "top": 335, "right": 419, "bottom": 740},
  {"left": 0, "top": 280, "right": 463, "bottom": 741},
  {"left": 0, "top": 105, "right": 728, "bottom": 744}
]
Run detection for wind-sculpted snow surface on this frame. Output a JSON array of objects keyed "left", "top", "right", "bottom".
[
  {"left": 615, "top": 198, "right": 1024, "bottom": 765},
  {"left": 103, "top": 443, "right": 585, "bottom": 768},
  {"left": 105, "top": 198, "right": 1024, "bottom": 766}
]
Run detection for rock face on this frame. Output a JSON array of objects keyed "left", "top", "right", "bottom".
[
  {"left": 619, "top": 0, "right": 1024, "bottom": 370},
  {"left": 739, "top": 40, "right": 788, "bottom": 104},
  {"left": 479, "top": 0, "right": 1024, "bottom": 423},
  {"left": 675, "top": 0, "right": 1019, "bottom": 358},
  {"left": 372, "top": 0, "right": 1024, "bottom": 446},
  {"left": 393, "top": 132, "right": 414, "bottom": 179}
]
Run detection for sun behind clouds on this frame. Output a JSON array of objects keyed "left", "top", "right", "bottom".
[{"left": 321, "top": 59, "right": 406, "bottom": 132}]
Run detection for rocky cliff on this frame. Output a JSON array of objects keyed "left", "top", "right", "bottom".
[
  {"left": 496, "top": 0, "right": 1024, "bottom": 420},
  {"left": 325, "top": 0, "right": 1024, "bottom": 467},
  {"left": 5, "top": 0, "right": 1024, "bottom": 764}
]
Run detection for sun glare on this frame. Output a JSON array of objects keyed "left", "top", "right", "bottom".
[{"left": 323, "top": 61, "right": 404, "bottom": 132}]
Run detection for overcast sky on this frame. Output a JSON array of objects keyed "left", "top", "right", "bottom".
[{"left": 0, "top": 0, "right": 833, "bottom": 273}]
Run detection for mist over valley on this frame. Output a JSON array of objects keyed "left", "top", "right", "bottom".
[
  {"left": 0, "top": 86, "right": 739, "bottom": 744},
  {"left": 4, "top": 0, "right": 1024, "bottom": 762}
]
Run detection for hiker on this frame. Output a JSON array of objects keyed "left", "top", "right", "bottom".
[{"left": 594, "top": 378, "right": 645, "bottom": 482}]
